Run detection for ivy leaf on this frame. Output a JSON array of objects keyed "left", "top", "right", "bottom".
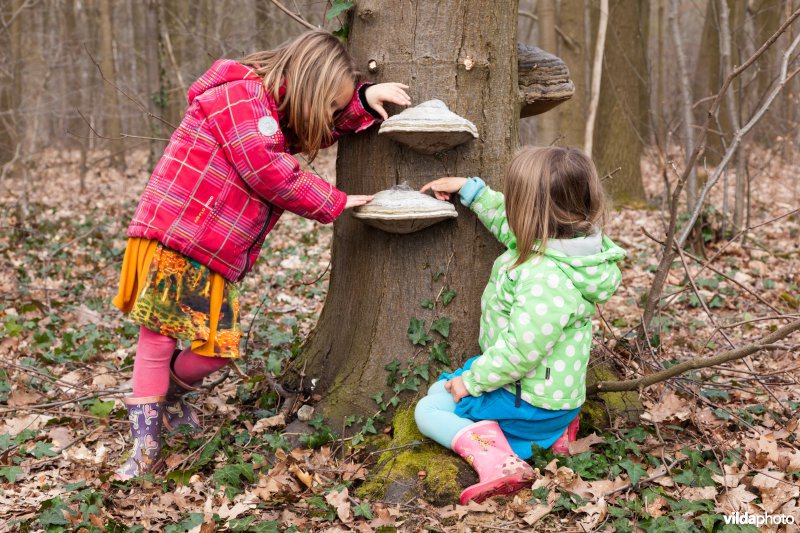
[
  {"left": 354, "top": 502, "right": 373, "bottom": 519},
  {"left": 0, "top": 466, "right": 23, "bottom": 483},
  {"left": 428, "top": 341, "right": 450, "bottom": 365},
  {"left": 431, "top": 317, "right": 451, "bottom": 338},
  {"left": 413, "top": 364, "right": 430, "bottom": 381},
  {"left": 326, "top": 0, "right": 353, "bottom": 20},
  {"left": 27, "top": 441, "right": 57, "bottom": 459},
  {"left": 407, "top": 318, "right": 432, "bottom": 346},
  {"left": 371, "top": 392, "right": 384, "bottom": 406},
  {"left": 619, "top": 459, "right": 647, "bottom": 486},
  {"left": 362, "top": 418, "right": 377, "bottom": 434},
  {"left": 351, "top": 432, "right": 365, "bottom": 446},
  {"left": 421, "top": 299, "right": 434, "bottom": 309},
  {"left": 332, "top": 25, "right": 349, "bottom": 41},
  {"left": 88, "top": 398, "right": 115, "bottom": 417},
  {"left": 442, "top": 289, "right": 456, "bottom": 306},
  {"left": 213, "top": 463, "right": 255, "bottom": 499}
]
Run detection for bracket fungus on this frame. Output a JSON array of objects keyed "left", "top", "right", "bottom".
[
  {"left": 352, "top": 183, "right": 457, "bottom": 234},
  {"left": 378, "top": 99, "right": 478, "bottom": 155},
  {"left": 518, "top": 42, "right": 575, "bottom": 118}
]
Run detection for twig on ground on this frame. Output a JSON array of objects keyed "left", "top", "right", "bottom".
[{"left": 588, "top": 319, "right": 800, "bottom": 394}]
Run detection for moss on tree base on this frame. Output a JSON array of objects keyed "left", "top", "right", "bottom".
[
  {"left": 357, "top": 405, "right": 474, "bottom": 505},
  {"left": 356, "top": 361, "right": 641, "bottom": 504},
  {"left": 582, "top": 361, "right": 643, "bottom": 429}
]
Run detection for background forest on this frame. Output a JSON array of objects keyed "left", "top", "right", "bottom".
[{"left": 1, "top": 0, "right": 799, "bottom": 531}]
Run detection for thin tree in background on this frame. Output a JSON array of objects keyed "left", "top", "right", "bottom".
[
  {"left": 670, "top": 0, "right": 697, "bottom": 212},
  {"left": 592, "top": 0, "right": 648, "bottom": 204},
  {"left": 98, "top": 0, "right": 125, "bottom": 168},
  {"left": 583, "top": 0, "right": 607, "bottom": 157},
  {"left": 537, "top": 0, "right": 558, "bottom": 144},
  {"left": 557, "top": 0, "right": 588, "bottom": 147}
]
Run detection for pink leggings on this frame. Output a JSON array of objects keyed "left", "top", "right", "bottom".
[{"left": 132, "top": 326, "right": 229, "bottom": 397}]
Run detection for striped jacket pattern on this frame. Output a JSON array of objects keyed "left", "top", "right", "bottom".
[{"left": 128, "top": 59, "right": 379, "bottom": 282}]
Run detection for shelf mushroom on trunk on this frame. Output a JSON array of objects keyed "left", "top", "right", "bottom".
[
  {"left": 352, "top": 183, "right": 457, "bottom": 234},
  {"left": 517, "top": 42, "right": 575, "bottom": 117},
  {"left": 378, "top": 99, "right": 478, "bottom": 155}
]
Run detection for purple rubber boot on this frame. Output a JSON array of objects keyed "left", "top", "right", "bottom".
[
  {"left": 162, "top": 350, "right": 202, "bottom": 433},
  {"left": 114, "top": 396, "right": 166, "bottom": 480}
]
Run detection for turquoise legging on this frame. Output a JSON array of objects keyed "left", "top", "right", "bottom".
[{"left": 414, "top": 380, "right": 473, "bottom": 449}]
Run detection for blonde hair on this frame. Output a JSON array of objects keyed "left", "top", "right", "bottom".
[
  {"left": 505, "top": 146, "right": 607, "bottom": 268},
  {"left": 239, "top": 30, "right": 359, "bottom": 160}
]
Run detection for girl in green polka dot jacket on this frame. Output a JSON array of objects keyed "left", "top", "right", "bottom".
[{"left": 415, "top": 146, "right": 626, "bottom": 505}]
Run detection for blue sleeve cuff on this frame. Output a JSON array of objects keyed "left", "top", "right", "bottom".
[{"left": 459, "top": 177, "right": 486, "bottom": 206}]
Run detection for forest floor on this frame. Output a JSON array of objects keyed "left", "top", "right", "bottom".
[{"left": 0, "top": 145, "right": 799, "bottom": 532}]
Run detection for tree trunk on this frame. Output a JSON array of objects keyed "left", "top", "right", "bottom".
[
  {"left": 592, "top": 0, "right": 648, "bottom": 204},
  {"left": 537, "top": 0, "right": 559, "bottom": 144},
  {"left": 293, "top": 0, "right": 520, "bottom": 428},
  {"left": 557, "top": 0, "right": 588, "bottom": 147},
  {"left": 97, "top": 0, "right": 125, "bottom": 168}
]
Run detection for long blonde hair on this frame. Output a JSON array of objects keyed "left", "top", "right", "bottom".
[
  {"left": 239, "top": 30, "right": 359, "bottom": 160},
  {"left": 505, "top": 146, "right": 607, "bottom": 268}
]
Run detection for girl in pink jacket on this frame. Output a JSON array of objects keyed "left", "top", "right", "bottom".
[{"left": 111, "top": 30, "right": 409, "bottom": 480}]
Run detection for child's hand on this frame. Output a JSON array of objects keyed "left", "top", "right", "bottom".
[
  {"left": 365, "top": 83, "right": 411, "bottom": 120},
  {"left": 420, "top": 177, "right": 468, "bottom": 201},
  {"left": 345, "top": 195, "right": 374, "bottom": 209},
  {"left": 444, "top": 376, "right": 470, "bottom": 403}
]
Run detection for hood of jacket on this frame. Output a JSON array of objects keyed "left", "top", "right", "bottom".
[
  {"left": 187, "top": 59, "right": 261, "bottom": 103},
  {"left": 543, "top": 233, "right": 626, "bottom": 304}
]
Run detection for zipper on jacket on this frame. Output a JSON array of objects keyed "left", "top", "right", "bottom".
[{"left": 239, "top": 204, "right": 273, "bottom": 282}]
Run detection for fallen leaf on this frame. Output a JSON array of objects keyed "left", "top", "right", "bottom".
[
  {"left": 325, "top": 487, "right": 353, "bottom": 524},
  {"left": 717, "top": 485, "right": 759, "bottom": 513},
  {"left": 522, "top": 504, "right": 552, "bottom": 525},
  {"left": 252, "top": 413, "right": 286, "bottom": 433},
  {"left": 642, "top": 391, "right": 691, "bottom": 423},
  {"left": 576, "top": 497, "right": 607, "bottom": 530},
  {"left": 568, "top": 432, "right": 604, "bottom": 455},
  {"left": 7, "top": 388, "right": 43, "bottom": 407},
  {"left": 752, "top": 470, "right": 800, "bottom": 513}
]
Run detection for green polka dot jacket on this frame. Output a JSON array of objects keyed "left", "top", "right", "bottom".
[{"left": 459, "top": 181, "right": 627, "bottom": 411}]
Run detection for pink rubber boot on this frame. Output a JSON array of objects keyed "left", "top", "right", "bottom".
[
  {"left": 551, "top": 416, "right": 580, "bottom": 455},
  {"left": 451, "top": 420, "right": 535, "bottom": 505}
]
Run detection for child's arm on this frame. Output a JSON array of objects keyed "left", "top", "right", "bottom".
[
  {"left": 328, "top": 82, "right": 411, "bottom": 144},
  {"left": 202, "top": 79, "right": 347, "bottom": 224},
  {"left": 463, "top": 179, "right": 517, "bottom": 249},
  {"left": 421, "top": 177, "right": 516, "bottom": 248},
  {"left": 460, "top": 276, "right": 578, "bottom": 396}
]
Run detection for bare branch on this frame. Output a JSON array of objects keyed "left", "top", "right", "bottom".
[
  {"left": 269, "top": 0, "right": 317, "bottom": 30},
  {"left": 589, "top": 320, "right": 800, "bottom": 394},
  {"left": 640, "top": 7, "right": 800, "bottom": 335},
  {"left": 84, "top": 44, "right": 176, "bottom": 130}
]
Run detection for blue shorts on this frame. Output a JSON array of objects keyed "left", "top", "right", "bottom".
[{"left": 437, "top": 356, "right": 581, "bottom": 458}]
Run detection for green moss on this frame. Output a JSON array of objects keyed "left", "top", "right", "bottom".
[
  {"left": 582, "top": 363, "right": 642, "bottom": 430},
  {"left": 357, "top": 405, "right": 467, "bottom": 504}
]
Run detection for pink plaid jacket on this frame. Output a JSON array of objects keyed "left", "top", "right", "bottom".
[{"left": 128, "top": 59, "right": 379, "bottom": 282}]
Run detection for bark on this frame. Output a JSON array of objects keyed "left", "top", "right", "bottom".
[
  {"left": 293, "top": 0, "right": 520, "bottom": 427},
  {"left": 97, "top": 0, "right": 125, "bottom": 168},
  {"left": 592, "top": 0, "right": 648, "bottom": 204},
  {"left": 537, "top": 0, "right": 559, "bottom": 143}
]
